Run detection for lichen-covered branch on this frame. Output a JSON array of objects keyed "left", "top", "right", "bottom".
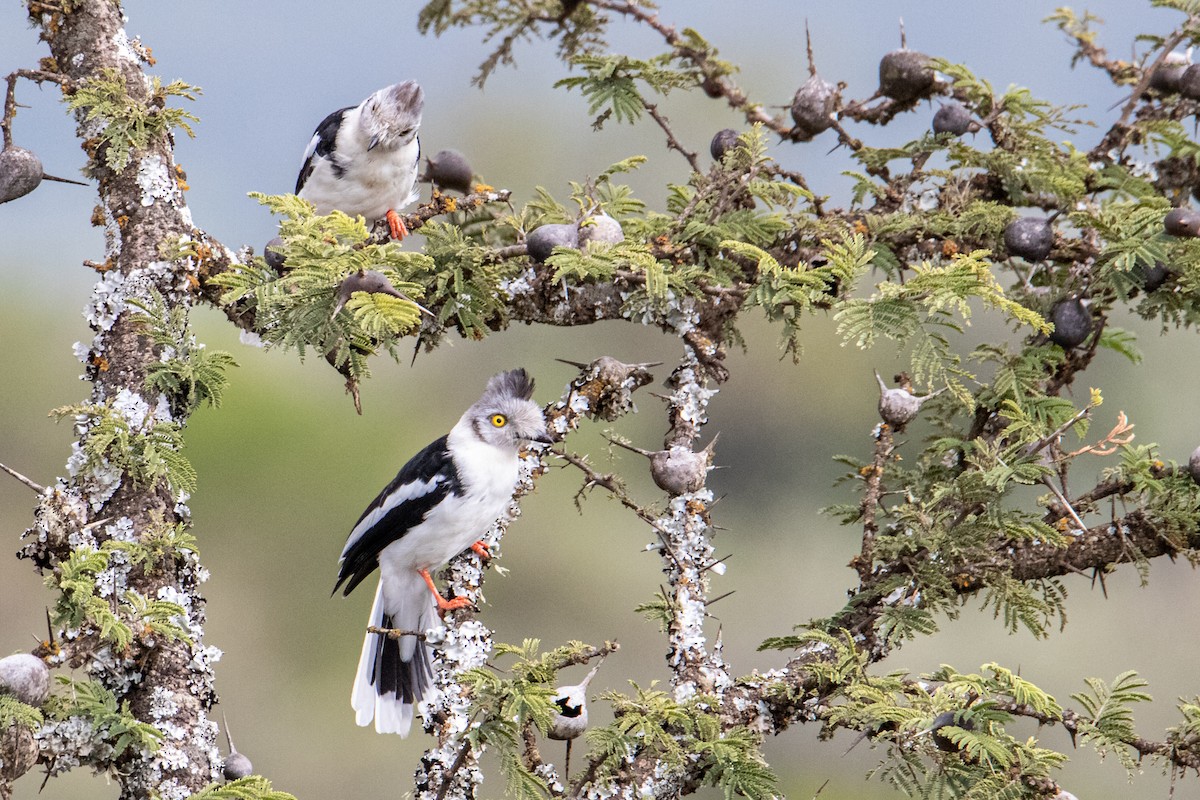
[
  {"left": 11, "top": 1, "right": 226, "bottom": 797},
  {"left": 413, "top": 357, "right": 653, "bottom": 800}
]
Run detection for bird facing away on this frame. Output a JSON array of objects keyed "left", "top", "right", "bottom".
[
  {"left": 296, "top": 81, "right": 424, "bottom": 240},
  {"left": 334, "top": 369, "right": 552, "bottom": 736}
]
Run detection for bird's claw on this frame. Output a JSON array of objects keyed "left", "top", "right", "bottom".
[
  {"left": 435, "top": 594, "right": 473, "bottom": 616},
  {"left": 386, "top": 209, "right": 409, "bottom": 240},
  {"left": 470, "top": 541, "right": 491, "bottom": 561}
]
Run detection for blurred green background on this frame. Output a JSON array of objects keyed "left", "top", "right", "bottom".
[{"left": 4, "top": 2, "right": 1200, "bottom": 798}]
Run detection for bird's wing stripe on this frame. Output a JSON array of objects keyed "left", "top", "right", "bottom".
[
  {"left": 334, "top": 435, "right": 461, "bottom": 595},
  {"left": 334, "top": 484, "right": 452, "bottom": 595},
  {"left": 296, "top": 106, "right": 350, "bottom": 195},
  {"left": 340, "top": 475, "right": 444, "bottom": 558}
]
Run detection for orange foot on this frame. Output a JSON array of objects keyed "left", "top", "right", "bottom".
[
  {"left": 419, "top": 568, "right": 472, "bottom": 615},
  {"left": 470, "top": 541, "right": 491, "bottom": 560},
  {"left": 386, "top": 208, "right": 409, "bottom": 240}
]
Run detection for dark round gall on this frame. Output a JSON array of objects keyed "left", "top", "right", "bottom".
[
  {"left": 1164, "top": 207, "right": 1200, "bottom": 238},
  {"left": 1179, "top": 64, "right": 1200, "bottom": 100},
  {"left": 1150, "top": 63, "right": 1187, "bottom": 94},
  {"left": 579, "top": 212, "right": 625, "bottom": 247},
  {"left": 526, "top": 223, "right": 580, "bottom": 263},
  {"left": 1188, "top": 445, "right": 1200, "bottom": 485},
  {"left": 263, "top": 237, "right": 286, "bottom": 270},
  {"left": 789, "top": 74, "right": 837, "bottom": 140},
  {"left": 879, "top": 50, "right": 935, "bottom": 102},
  {"left": 932, "top": 102, "right": 974, "bottom": 136},
  {"left": 648, "top": 446, "right": 711, "bottom": 495},
  {"left": 878, "top": 387, "right": 922, "bottom": 428},
  {"left": 1048, "top": 297, "right": 1092, "bottom": 349},
  {"left": 930, "top": 710, "right": 975, "bottom": 753},
  {"left": 0, "top": 722, "right": 39, "bottom": 783},
  {"left": 222, "top": 752, "right": 254, "bottom": 781},
  {"left": 1003, "top": 217, "right": 1054, "bottom": 262},
  {"left": 337, "top": 269, "right": 403, "bottom": 306},
  {"left": 710, "top": 128, "right": 740, "bottom": 161},
  {"left": 0, "top": 146, "right": 44, "bottom": 204},
  {"left": 423, "top": 149, "right": 474, "bottom": 194},
  {"left": 1141, "top": 261, "right": 1171, "bottom": 292},
  {"left": 0, "top": 653, "right": 51, "bottom": 707}
]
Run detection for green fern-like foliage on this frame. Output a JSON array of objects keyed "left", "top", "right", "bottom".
[
  {"left": 45, "top": 677, "right": 163, "bottom": 759},
  {"left": 49, "top": 542, "right": 193, "bottom": 650},
  {"left": 836, "top": 249, "right": 1048, "bottom": 406},
  {"left": 212, "top": 193, "right": 429, "bottom": 383},
  {"left": 1071, "top": 670, "right": 1153, "bottom": 771},
  {"left": 741, "top": 234, "right": 875, "bottom": 358},
  {"left": 67, "top": 68, "right": 199, "bottom": 173},
  {"left": 816, "top": 663, "right": 1069, "bottom": 798},
  {"left": 417, "top": 0, "right": 612, "bottom": 87},
  {"left": 189, "top": 776, "right": 297, "bottom": 800},
  {"left": 107, "top": 518, "right": 199, "bottom": 574},
  {"left": 585, "top": 683, "right": 779, "bottom": 800},
  {"left": 460, "top": 639, "right": 596, "bottom": 800},
  {"left": 0, "top": 693, "right": 44, "bottom": 730},
  {"left": 52, "top": 402, "right": 196, "bottom": 497},
  {"left": 128, "top": 289, "right": 238, "bottom": 414},
  {"left": 556, "top": 51, "right": 701, "bottom": 128}
]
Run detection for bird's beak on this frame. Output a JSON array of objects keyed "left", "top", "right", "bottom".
[
  {"left": 368, "top": 134, "right": 381, "bottom": 151},
  {"left": 530, "top": 431, "right": 554, "bottom": 445}
]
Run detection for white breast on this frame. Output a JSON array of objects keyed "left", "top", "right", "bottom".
[
  {"left": 300, "top": 118, "right": 420, "bottom": 222},
  {"left": 377, "top": 424, "right": 519, "bottom": 579}
]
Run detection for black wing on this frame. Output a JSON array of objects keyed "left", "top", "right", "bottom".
[
  {"left": 334, "top": 434, "right": 461, "bottom": 597},
  {"left": 295, "top": 106, "right": 351, "bottom": 194}
]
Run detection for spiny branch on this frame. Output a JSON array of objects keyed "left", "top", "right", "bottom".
[
  {"left": 3, "top": 68, "right": 68, "bottom": 149},
  {"left": 642, "top": 101, "right": 700, "bottom": 172},
  {"left": 0, "top": 461, "right": 46, "bottom": 494},
  {"left": 555, "top": 447, "right": 682, "bottom": 568}
]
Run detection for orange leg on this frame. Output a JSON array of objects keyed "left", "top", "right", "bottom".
[
  {"left": 386, "top": 209, "right": 409, "bottom": 240},
  {"left": 470, "top": 541, "right": 491, "bottom": 560},
  {"left": 419, "top": 568, "right": 472, "bottom": 614}
]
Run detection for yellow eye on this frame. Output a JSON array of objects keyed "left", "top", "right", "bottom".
[{"left": 490, "top": 414, "right": 507, "bottom": 428}]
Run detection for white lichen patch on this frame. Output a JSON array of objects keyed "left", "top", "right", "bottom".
[
  {"left": 136, "top": 154, "right": 181, "bottom": 208},
  {"left": 37, "top": 715, "right": 111, "bottom": 775},
  {"left": 497, "top": 266, "right": 536, "bottom": 299},
  {"left": 111, "top": 388, "right": 154, "bottom": 429},
  {"left": 111, "top": 27, "right": 144, "bottom": 69},
  {"left": 84, "top": 268, "right": 129, "bottom": 332},
  {"left": 149, "top": 686, "right": 180, "bottom": 721},
  {"left": 65, "top": 441, "right": 121, "bottom": 512}
]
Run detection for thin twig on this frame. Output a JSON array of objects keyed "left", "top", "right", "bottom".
[
  {"left": 855, "top": 424, "right": 895, "bottom": 587},
  {"left": 366, "top": 625, "right": 427, "bottom": 641},
  {"left": 3, "top": 69, "right": 68, "bottom": 149},
  {"left": 555, "top": 448, "right": 682, "bottom": 569},
  {"left": 1040, "top": 478, "right": 1088, "bottom": 534},
  {"left": 0, "top": 461, "right": 46, "bottom": 494},
  {"left": 643, "top": 101, "right": 700, "bottom": 172}
]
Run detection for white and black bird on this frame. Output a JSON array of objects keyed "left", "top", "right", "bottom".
[
  {"left": 548, "top": 656, "right": 606, "bottom": 779},
  {"left": 548, "top": 657, "right": 605, "bottom": 741},
  {"left": 296, "top": 81, "right": 424, "bottom": 240},
  {"left": 334, "top": 369, "right": 553, "bottom": 736}
]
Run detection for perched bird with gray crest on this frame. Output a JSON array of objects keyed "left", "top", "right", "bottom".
[
  {"left": 334, "top": 369, "right": 553, "bottom": 735},
  {"left": 296, "top": 81, "right": 424, "bottom": 240}
]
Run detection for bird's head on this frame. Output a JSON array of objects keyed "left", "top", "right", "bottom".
[
  {"left": 466, "top": 369, "right": 552, "bottom": 449},
  {"left": 361, "top": 80, "right": 424, "bottom": 151}
]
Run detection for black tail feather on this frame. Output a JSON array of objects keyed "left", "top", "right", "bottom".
[{"left": 373, "top": 613, "right": 431, "bottom": 707}]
